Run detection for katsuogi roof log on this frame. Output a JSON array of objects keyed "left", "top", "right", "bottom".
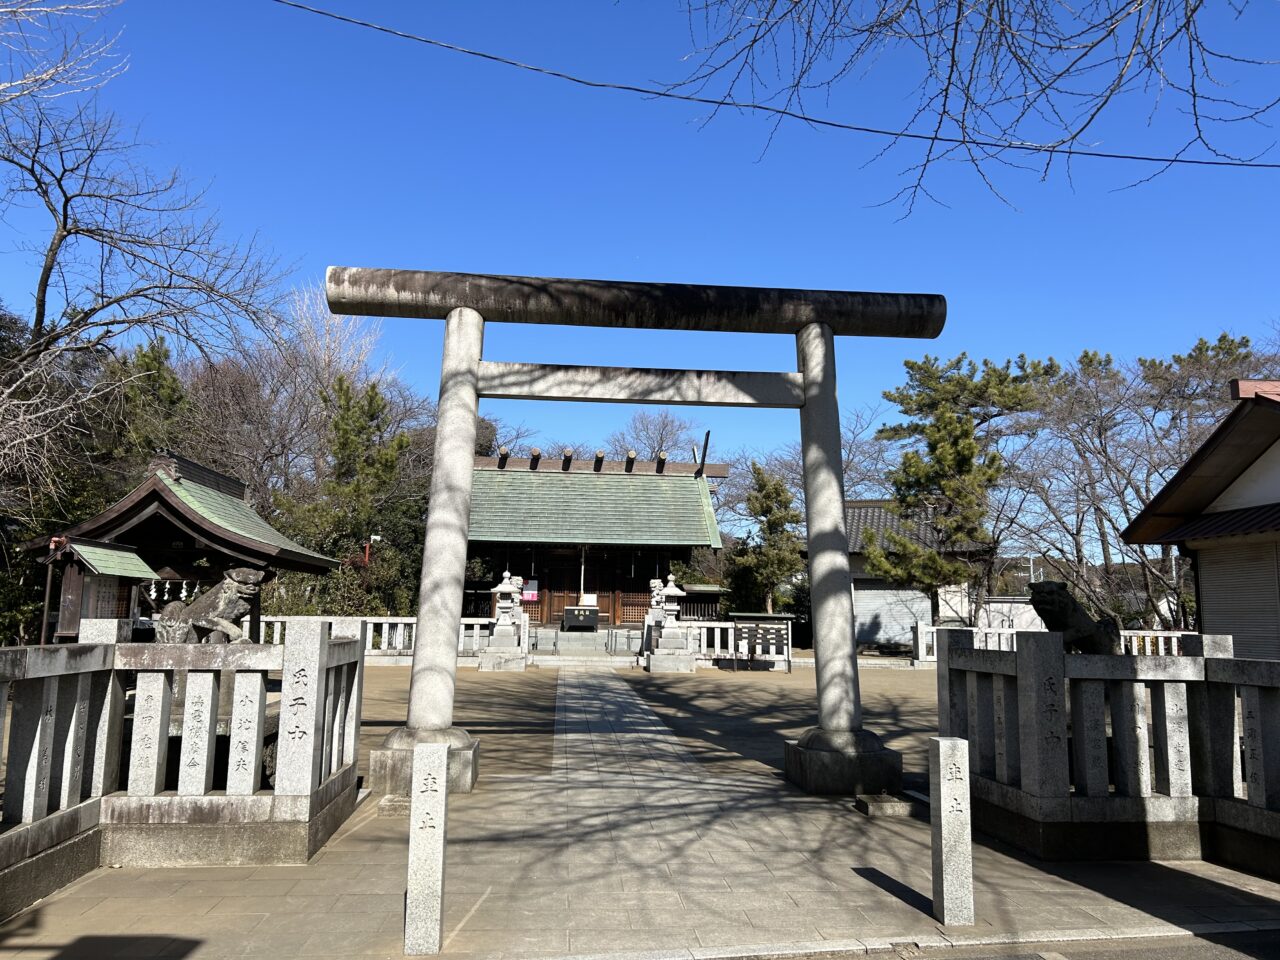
[{"left": 327, "top": 267, "right": 946, "bottom": 339}]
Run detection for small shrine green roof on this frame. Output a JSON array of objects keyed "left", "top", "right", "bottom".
[
  {"left": 158, "top": 474, "right": 333, "bottom": 565},
  {"left": 70, "top": 542, "right": 161, "bottom": 580},
  {"left": 469, "top": 469, "right": 722, "bottom": 548}
]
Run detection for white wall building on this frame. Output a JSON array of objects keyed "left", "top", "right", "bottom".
[
  {"left": 1124, "top": 380, "right": 1280, "bottom": 659},
  {"left": 844, "top": 501, "right": 1042, "bottom": 645}
]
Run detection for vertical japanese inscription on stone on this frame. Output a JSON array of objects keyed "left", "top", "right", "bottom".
[
  {"left": 128, "top": 672, "right": 172, "bottom": 796},
  {"left": 1015, "top": 633, "right": 1068, "bottom": 798},
  {"left": 1240, "top": 685, "right": 1280, "bottom": 808},
  {"left": 930, "top": 736, "right": 974, "bottom": 927},
  {"left": 1069, "top": 679, "right": 1108, "bottom": 797},
  {"left": 405, "top": 742, "right": 449, "bottom": 956},
  {"left": 226, "top": 671, "right": 267, "bottom": 795},
  {"left": 3, "top": 677, "right": 60, "bottom": 822},
  {"left": 277, "top": 621, "right": 327, "bottom": 795},
  {"left": 53, "top": 673, "right": 93, "bottom": 809},
  {"left": 178, "top": 672, "right": 219, "bottom": 796},
  {"left": 1109, "top": 680, "right": 1151, "bottom": 798},
  {"left": 1151, "top": 681, "right": 1192, "bottom": 798}
]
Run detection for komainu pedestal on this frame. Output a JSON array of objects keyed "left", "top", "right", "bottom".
[{"left": 784, "top": 728, "right": 902, "bottom": 796}]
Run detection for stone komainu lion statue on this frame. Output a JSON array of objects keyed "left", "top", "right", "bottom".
[
  {"left": 1027, "top": 580, "right": 1123, "bottom": 655},
  {"left": 155, "top": 567, "right": 265, "bottom": 644}
]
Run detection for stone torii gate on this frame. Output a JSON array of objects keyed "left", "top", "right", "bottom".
[{"left": 326, "top": 267, "right": 946, "bottom": 798}]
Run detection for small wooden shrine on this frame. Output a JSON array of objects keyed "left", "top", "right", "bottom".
[{"left": 32, "top": 451, "right": 335, "bottom": 643}]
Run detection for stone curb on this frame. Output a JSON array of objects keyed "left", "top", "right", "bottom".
[{"left": 489, "top": 921, "right": 1273, "bottom": 960}]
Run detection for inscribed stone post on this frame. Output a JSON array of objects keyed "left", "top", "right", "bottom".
[
  {"left": 966, "top": 672, "right": 996, "bottom": 778},
  {"left": 227, "top": 671, "right": 266, "bottom": 796},
  {"left": 930, "top": 737, "right": 974, "bottom": 926},
  {"left": 178, "top": 671, "right": 219, "bottom": 796},
  {"left": 128, "top": 672, "right": 172, "bottom": 796},
  {"left": 1015, "top": 633, "right": 1068, "bottom": 798},
  {"left": 3, "top": 677, "right": 59, "bottom": 822},
  {"left": 405, "top": 742, "right": 449, "bottom": 956},
  {"left": 1241, "top": 686, "right": 1280, "bottom": 809},
  {"left": 277, "top": 621, "right": 328, "bottom": 795},
  {"left": 87, "top": 671, "right": 124, "bottom": 797},
  {"left": 992, "top": 673, "right": 1020, "bottom": 787},
  {"left": 50, "top": 673, "right": 91, "bottom": 810},
  {"left": 1150, "top": 681, "right": 1193, "bottom": 798},
  {"left": 1185, "top": 635, "right": 1239, "bottom": 798},
  {"left": 1069, "top": 679, "right": 1109, "bottom": 797},
  {"left": 1109, "top": 680, "right": 1151, "bottom": 797}
]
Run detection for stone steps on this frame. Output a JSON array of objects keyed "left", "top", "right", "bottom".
[{"left": 530, "top": 655, "right": 638, "bottom": 668}]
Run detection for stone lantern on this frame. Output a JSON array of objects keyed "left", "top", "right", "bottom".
[
  {"left": 660, "top": 574, "right": 685, "bottom": 634},
  {"left": 478, "top": 570, "right": 526, "bottom": 673},
  {"left": 489, "top": 571, "right": 518, "bottom": 646},
  {"left": 647, "top": 574, "right": 695, "bottom": 673}
]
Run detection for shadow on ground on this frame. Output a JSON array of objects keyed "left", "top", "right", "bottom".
[{"left": 0, "top": 905, "right": 202, "bottom": 959}]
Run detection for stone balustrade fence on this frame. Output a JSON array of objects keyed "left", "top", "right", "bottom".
[
  {"left": 683, "top": 619, "right": 793, "bottom": 670},
  {"left": 0, "top": 622, "right": 366, "bottom": 918},
  {"left": 914, "top": 622, "right": 1195, "bottom": 662},
  {"left": 249, "top": 614, "right": 530, "bottom": 660},
  {"left": 937, "top": 628, "right": 1280, "bottom": 878}
]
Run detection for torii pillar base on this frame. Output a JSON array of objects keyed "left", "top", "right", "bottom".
[
  {"left": 784, "top": 728, "right": 903, "bottom": 796},
  {"left": 371, "top": 726, "right": 478, "bottom": 816}
]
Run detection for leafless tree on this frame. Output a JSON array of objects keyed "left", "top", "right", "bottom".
[
  {"left": 0, "top": 97, "right": 282, "bottom": 515},
  {"left": 605, "top": 409, "right": 703, "bottom": 461},
  {"left": 1, "top": 1, "right": 122, "bottom": 107},
  {"left": 752, "top": 406, "right": 895, "bottom": 519},
  {"left": 679, "top": 2, "right": 1279, "bottom": 208},
  {"left": 491, "top": 421, "right": 539, "bottom": 455},
  {"left": 539, "top": 440, "right": 595, "bottom": 459},
  {"left": 1004, "top": 336, "right": 1274, "bottom": 627},
  {"left": 175, "top": 291, "right": 432, "bottom": 514}
]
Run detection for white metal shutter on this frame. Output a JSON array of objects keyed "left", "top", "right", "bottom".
[
  {"left": 1198, "top": 543, "right": 1280, "bottom": 659},
  {"left": 853, "top": 581, "right": 931, "bottom": 646}
]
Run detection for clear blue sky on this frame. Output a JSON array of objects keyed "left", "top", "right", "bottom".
[{"left": 6, "top": 1, "right": 1279, "bottom": 458}]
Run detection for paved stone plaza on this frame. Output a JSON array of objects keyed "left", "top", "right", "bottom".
[{"left": 4, "top": 665, "right": 1280, "bottom": 959}]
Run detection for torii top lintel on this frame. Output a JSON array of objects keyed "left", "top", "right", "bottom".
[{"left": 326, "top": 267, "right": 946, "bottom": 339}]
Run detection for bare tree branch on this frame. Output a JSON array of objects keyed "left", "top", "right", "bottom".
[{"left": 679, "top": 2, "right": 1280, "bottom": 207}]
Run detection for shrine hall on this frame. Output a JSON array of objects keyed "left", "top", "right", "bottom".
[{"left": 462, "top": 449, "right": 725, "bottom": 625}]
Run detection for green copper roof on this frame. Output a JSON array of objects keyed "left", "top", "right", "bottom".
[
  {"left": 469, "top": 469, "right": 722, "bottom": 548},
  {"left": 72, "top": 543, "right": 161, "bottom": 580},
  {"left": 159, "top": 474, "right": 333, "bottom": 564}
]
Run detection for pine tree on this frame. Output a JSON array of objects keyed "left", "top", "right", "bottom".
[
  {"left": 865, "top": 353, "right": 1057, "bottom": 624},
  {"left": 730, "top": 462, "right": 805, "bottom": 614},
  {"left": 271, "top": 375, "right": 413, "bottom": 616}
]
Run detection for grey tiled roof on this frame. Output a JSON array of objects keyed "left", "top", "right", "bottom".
[
  {"left": 845, "top": 500, "right": 934, "bottom": 553},
  {"left": 844, "top": 500, "right": 980, "bottom": 554},
  {"left": 1157, "top": 502, "right": 1280, "bottom": 544}
]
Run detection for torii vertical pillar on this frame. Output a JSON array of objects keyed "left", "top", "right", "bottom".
[
  {"left": 372, "top": 306, "right": 483, "bottom": 799},
  {"left": 786, "top": 321, "right": 902, "bottom": 794}
]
